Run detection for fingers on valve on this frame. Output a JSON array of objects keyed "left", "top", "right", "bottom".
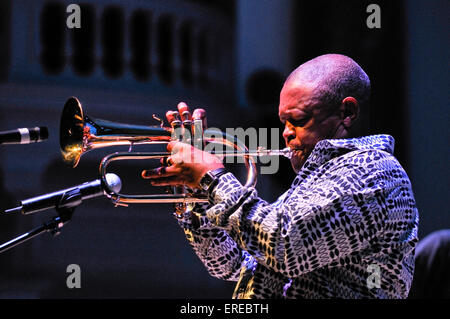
[
  {"left": 166, "top": 110, "right": 177, "bottom": 124},
  {"left": 177, "top": 102, "right": 192, "bottom": 122},
  {"left": 192, "top": 108, "right": 207, "bottom": 128}
]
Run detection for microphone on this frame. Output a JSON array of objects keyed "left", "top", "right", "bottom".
[
  {"left": 0, "top": 127, "right": 49, "bottom": 145},
  {"left": 4, "top": 173, "right": 122, "bottom": 215}
]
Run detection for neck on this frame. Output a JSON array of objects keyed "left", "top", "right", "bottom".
[{"left": 330, "top": 123, "right": 347, "bottom": 139}]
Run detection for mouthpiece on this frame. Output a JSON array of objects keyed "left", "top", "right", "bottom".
[
  {"left": 251, "top": 147, "right": 294, "bottom": 159},
  {"left": 268, "top": 147, "right": 294, "bottom": 159}
]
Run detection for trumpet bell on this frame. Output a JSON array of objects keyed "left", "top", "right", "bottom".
[
  {"left": 60, "top": 97, "right": 173, "bottom": 168},
  {"left": 60, "top": 97, "right": 85, "bottom": 168}
]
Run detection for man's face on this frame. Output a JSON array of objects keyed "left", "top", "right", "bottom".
[{"left": 278, "top": 81, "right": 341, "bottom": 173}]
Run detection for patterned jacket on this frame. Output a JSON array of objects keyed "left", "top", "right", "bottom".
[{"left": 177, "top": 135, "right": 419, "bottom": 298}]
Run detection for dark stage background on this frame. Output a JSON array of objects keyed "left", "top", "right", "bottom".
[{"left": 0, "top": 0, "right": 448, "bottom": 298}]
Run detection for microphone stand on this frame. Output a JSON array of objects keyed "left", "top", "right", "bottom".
[{"left": 0, "top": 189, "right": 81, "bottom": 254}]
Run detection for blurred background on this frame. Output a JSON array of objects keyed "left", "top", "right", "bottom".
[{"left": 0, "top": 0, "right": 448, "bottom": 298}]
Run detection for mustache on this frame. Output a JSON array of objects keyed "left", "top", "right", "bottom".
[{"left": 285, "top": 138, "right": 303, "bottom": 151}]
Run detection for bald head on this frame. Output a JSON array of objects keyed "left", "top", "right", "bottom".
[{"left": 286, "top": 54, "right": 371, "bottom": 134}]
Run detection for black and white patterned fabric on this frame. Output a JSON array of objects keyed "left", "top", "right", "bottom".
[{"left": 177, "top": 135, "right": 419, "bottom": 298}]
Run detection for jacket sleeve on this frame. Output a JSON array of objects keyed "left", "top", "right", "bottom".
[
  {"left": 205, "top": 150, "right": 408, "bottom": 278},
  {"left": 176, "top": 202, "right": 247, "bottom": 281}
]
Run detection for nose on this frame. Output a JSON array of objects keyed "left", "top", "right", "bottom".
[{"left": 283, "top": 124, "right": 295, "bottom": 143}]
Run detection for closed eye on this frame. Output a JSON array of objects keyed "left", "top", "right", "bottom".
[{"left": 287, "top": 117, "right": 310, "bottom": 127}]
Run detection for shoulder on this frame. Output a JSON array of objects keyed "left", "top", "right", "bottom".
[
  {"left": 315, "top": 149, "right": 413, "bottom": 197},
  {"left": 337, "top": 148, "right": 395, "bottom": 164},
  {"left": 331, "top": 148, "right": 404, "bottom": 176}
]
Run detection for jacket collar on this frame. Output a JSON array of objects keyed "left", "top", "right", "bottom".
[{"left": 302, "top": 134, "right": 395, "bottom": 172}]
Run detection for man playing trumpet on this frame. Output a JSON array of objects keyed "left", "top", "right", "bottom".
[{"left": 142, "top": 54, "right": 419, "bottom": 299}]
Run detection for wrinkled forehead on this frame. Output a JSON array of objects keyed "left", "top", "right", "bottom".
[{"left": 278, "top": 81, "right": 318, "bottom": 119}]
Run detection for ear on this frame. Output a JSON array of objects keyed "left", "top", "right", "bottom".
[{"left": 339, "top": 97, "right": 359, "bottom": 128}]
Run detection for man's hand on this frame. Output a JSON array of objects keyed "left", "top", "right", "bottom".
[{"left": 141, "top": 102, "right": 224, "bottom": 189}]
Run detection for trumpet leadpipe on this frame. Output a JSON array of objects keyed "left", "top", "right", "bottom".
[{"left": 211, "top": 147, "right": 294, "bottom": 159}]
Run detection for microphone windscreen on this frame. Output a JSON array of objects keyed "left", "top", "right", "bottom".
[{"left": 105, "top": 173, "right": 122, "bottom": 193}]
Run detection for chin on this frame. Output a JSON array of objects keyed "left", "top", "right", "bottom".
[
  {"left": 290, "top": 149, "right": 310, "bottom": 173},
  {"left": 290, "top": 159, "right": 304, "bottom": 175},
  {"left": 293, "top": 166, "right": 302, "bottom": 174}
]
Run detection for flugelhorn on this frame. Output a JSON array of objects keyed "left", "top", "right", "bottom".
[{"left": 60, "top": 97, "right": 293, "bottom": 206}]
